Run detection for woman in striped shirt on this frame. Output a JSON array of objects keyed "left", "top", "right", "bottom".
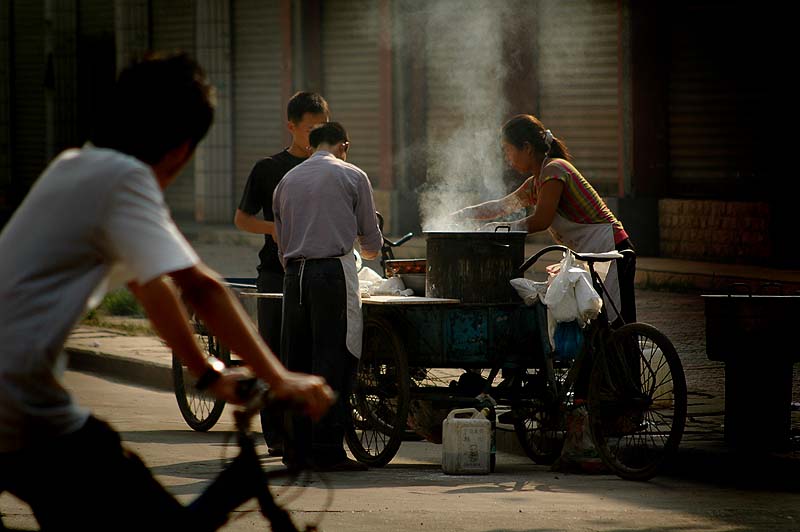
[{"left": 453, "top": 114, "right": 636, "bottom": 325}]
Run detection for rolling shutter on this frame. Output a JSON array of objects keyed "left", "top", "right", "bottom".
[
  {"left": 667, "top": 2, "right": 762, "bottom": 198},
  {"left": 151, "top": 0, "right": 195, "bottom": 219},
  {"left": 232, "top": 0, "right": 284, "bottom": 198},
  {"left": 11, "top": 0, "right": 46, "bottom": 190},
  {"left": 321, "top": 0, "right": 381, "bottom": 182},
  {"left": 538, "top": 0, "right": 620, "bottom": 196},
  {"left": 0, "top": 2, "right": 10, "bottom": 188},
  {"left": 77, "top": 0, "right": 115, "bottom": 144}
]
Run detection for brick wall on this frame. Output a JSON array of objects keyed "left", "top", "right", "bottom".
[{"left": 659, "top": 199, "right": 771, "bottom": 263}]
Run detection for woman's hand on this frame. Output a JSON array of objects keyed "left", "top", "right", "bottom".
[{"left": 481, "top": 220, "right": 520, "bottom": 232}]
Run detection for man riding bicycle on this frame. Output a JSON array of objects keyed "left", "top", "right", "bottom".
[{"left": 0, "top": 52, "right": 333, "bottom": 531}]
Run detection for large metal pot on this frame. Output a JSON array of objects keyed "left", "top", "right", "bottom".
[{"left": 424, "top": 229, "right": 527, "bottom": 303}]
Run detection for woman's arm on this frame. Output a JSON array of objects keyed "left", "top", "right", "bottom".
[
  {"left": 494, "top": 179, "right": 564, "bottom": 233},
  {"left": 453, "top": 177, "right": 533, "bottom": 220}
]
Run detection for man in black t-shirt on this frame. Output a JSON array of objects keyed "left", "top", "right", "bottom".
[{"left": 234, "top": 91, "right": 330, "bottom": 455}]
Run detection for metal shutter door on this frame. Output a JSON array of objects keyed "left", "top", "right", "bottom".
[
  {"left": 0, "top": 2, "right": 10, "bottom": 188},
  {"left": 667, "top": 2, "right": 760, "bottom": 198},
  {"left": 77, "top": 0, "right": 115, "bottom": 144},
  {"left": 151, "top": 0, "right": 196, "bottom": 219},
  {"left": 11, "top": 0, "right": 46, "bottom": 189},
  {"left": 422, "top": 1, "right": 508, "bottom": 200},
  {"left": 538, "top": 0, "right": 620, "bottom": 195},
  {"left": 232, "top": 0, "right": 284, "bottom": 198},
  {"left": 321, "top": 0, "right": 381, "bottom": 181}
]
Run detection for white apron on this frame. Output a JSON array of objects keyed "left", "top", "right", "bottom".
[
  {"left": 547, "top": 214, "right": 622, "bottom": 323},
  {"left": 338, "top": 252, "right": 363, "bottom": 359}
]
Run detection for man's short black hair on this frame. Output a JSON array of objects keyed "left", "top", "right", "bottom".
[
  {"left": 309, "top": 122, "right": 348, "bottom": 149},
  {"left": 90, "top": 52, "right": 215, "bottom": 165},
  {"left": 287, "top": 92, "right": 330, "bottom": 123}
]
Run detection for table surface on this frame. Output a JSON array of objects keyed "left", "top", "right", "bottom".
[{"left": 239, "top": 291, "right": 460, "bottom": 305}]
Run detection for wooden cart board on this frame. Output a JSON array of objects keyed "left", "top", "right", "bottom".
[{"left": 239, "top": 292, "right": 460, "bottom": 305}]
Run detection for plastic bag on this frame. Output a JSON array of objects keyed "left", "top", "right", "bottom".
[
  {"left": 553, "top": 320, "right": 583, "bottom": 363},
  {"left": 543, "top": 251, "right": 602, "bottom": 324},
  {"left": 510, "top": 278, "right": 549, "bottom": 306},
  {"left": 551, "top": 405, "right": 608, "bottom": 474}
]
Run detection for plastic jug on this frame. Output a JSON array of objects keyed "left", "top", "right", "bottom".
[{"left": 442, "top": 408, "right": 491, "bottom": 475}]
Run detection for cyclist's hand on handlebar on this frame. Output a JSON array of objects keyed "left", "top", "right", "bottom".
[
  {"left": 269, "top": 372, "right": 335, "bottom": 421},
  {"left": 208, "top": 366, "right": 257, "bottom": 404}
]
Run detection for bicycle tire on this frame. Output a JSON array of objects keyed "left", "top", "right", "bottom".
[
  {"left": 588, "top": 322, "right": 687, "bottom": 481},
  {"left": 172, "top": 321, "right": 231, "bottom": 432},
  {"left": 345, "top": 318, "right": 409, "bottom": 467},
  {"left": 513, "top": 404, "right": 564, "bottom": 465}
]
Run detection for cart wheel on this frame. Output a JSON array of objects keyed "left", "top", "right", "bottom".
[
  {"left": 588, "top": 322, "right": 687, "bottom": 481},
  {"left": 346, "top": 318, "right": 410, "bottom": 467},
  {"left": 172, "top": 321, "right": 231, "bottom": 432},
  {"left": 513, "top": 369, "right": 567, "bottom": 465}
]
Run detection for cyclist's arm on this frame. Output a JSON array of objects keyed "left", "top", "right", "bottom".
[{"left": 131, "top": 265, "right": 333, "bottom": 417}]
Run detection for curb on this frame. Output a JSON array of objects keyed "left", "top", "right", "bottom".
[{"left": 66, "top": 347, "right": 173, "bottom": 393}]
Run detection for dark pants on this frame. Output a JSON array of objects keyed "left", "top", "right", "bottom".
[
  {"left": 0, "top": 417, "right": 192, "bottom": 531},
  {"left": 281, "top": 258, "right": 357, "bottom": 467},
  {"left": 257, "top": 269, "right": 285, "bottom": 449},
  {"left": 615, "top": 238, "right": 637, "bottom": 326}
]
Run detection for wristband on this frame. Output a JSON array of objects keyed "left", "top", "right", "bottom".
[{"left": 195, "top": 356, "right": 226, "bottom": 391}]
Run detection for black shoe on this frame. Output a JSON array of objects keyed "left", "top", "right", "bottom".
[
  {"left": 267, "top": 445, "right": 283, "bottom": 457},
  {"left": 313, "top": 458, "right": 369, "bottom": 472}
]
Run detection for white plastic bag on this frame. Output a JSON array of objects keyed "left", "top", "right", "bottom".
[
  {"left": 370, "top": 276, "right": 410, "bottom": 296},
  {"left": 510, "top": 278, "right": 549, "bottom": 306},
  {"left": 543, "top": 251, "right": 602, "bottom": 324},
  {"left": 543, "top": 251, "right": 580, "bottom": 322}
]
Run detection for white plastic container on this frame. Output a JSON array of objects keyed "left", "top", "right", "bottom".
[{"left": 441, "top": 408, "right": 491, "bottom": 475}]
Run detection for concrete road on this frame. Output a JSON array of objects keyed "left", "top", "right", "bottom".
[{"left": 2, "top": 371, "right": 799, "bottom": 531}]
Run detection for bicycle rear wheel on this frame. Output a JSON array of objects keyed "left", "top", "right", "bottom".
[
  {"left": 345, "top": 318, "right": 409, "bottom": 467},
  {"left": 172, "top": 321, "right": 231, "bottom": 431},
  {"left": 588, "top": 322, "right": 687, "bottom": 481}
]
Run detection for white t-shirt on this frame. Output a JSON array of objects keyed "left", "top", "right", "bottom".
[{"left": 0, "top": 145, "right": 199, "bottom": 452}]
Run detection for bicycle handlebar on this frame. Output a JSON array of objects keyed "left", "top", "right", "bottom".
[
  {"left": 517, "top": 245, "right": 631, "bottom": 275},
  {"left": 232, "top": 378, "right": 338, "bottom": 434},
  {"left": 385, "top": 232, "right": 413, "bottom": 248}
]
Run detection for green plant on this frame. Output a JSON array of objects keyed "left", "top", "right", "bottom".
[{"left": 98, "top": 288, "right": 145, "bottom": 317}]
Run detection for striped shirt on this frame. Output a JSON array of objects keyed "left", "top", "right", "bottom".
[{"left": 525, "top": 158, "right": 628, "bottom": 244}]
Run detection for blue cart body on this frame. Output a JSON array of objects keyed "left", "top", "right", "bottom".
[{"left": 362, "top": 301, "right": 551, "bottom": 370}]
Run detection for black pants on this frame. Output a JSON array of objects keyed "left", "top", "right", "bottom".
[
  {"left": 615, "top": 238, "right": 637, "bottom": 326},
  {"left": 257, "top": 269, "right": 285, "bottom": 448},
  {"left": 0, "top": 417, "right": 193, "bottom": 531},
  {"left": 281, "top": 258, "right": 357, "bottom": 467}
]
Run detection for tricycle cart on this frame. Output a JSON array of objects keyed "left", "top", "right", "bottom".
[{"left": 346, "top": 246, "right": 687, "bottom": 481}]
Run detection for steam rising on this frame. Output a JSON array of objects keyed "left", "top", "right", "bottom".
[{"left": 399, "top": 1, "right": 516, "bottom": 231}]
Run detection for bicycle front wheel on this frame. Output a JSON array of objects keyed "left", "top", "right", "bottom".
[
  {"left": 172, "top": 321, "right": 231, "bottom": 431},
  {"left": 588, "top": 322, "right": 687, "bottom": 481}
]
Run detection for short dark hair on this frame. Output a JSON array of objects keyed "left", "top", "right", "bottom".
[
  {"left": 90, "top": 52, "right": 215, "bottom": 165},
  {"left": 309, "top": 122, "right": 348, "bottom": 149},
  {"left": 287, "top": 92, "right": 330, "bottom": 123}
]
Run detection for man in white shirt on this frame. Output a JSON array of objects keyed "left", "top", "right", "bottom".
[
  {"left": 273, "top": 122, "right": 382, "bottom": 472},
  {"left": 0, "top": 53, "right": 332, "bottom": 530}
]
